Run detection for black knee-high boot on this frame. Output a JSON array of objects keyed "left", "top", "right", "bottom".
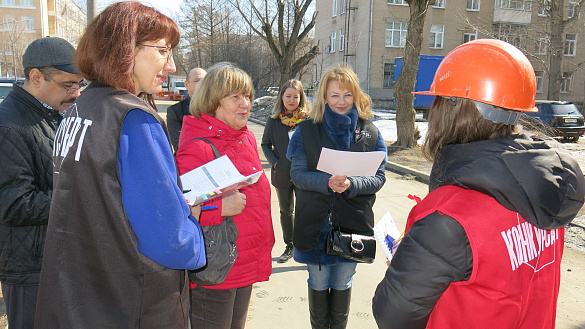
[
  {"left": 308, "top": 286, "right": 330, "bottom": 329},
  {"left": 329, "top": 287, "right": 352, "bottom": 329}
]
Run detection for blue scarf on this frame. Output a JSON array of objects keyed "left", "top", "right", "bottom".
[{"left": 323, "top": 104, "right": 358, "bottom": 151}]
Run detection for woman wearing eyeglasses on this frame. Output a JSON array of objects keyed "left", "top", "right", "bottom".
[{"left": 35, "top": 2, "right": 206, "bottom": 328}]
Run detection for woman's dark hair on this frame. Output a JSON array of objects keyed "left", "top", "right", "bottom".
[
  {"left": 75, "top": 1, "right": 179, "bottom": 107},
  {"left": 423, "top": 97, "right": 518, "bottom": 161}
]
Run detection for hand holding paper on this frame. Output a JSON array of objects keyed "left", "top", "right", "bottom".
[
  {"left": 374, "top": 211, "right": 404, "bottom": 264},
  {"left": 180, "top": 155, "right": 262, "bottom": 205},
  {"left": 317, "top": 147, "right": 386, "bottom": 177}
]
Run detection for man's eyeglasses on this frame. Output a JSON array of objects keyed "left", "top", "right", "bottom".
[
  {"left": 46, "top": 75, "right": 87, "bottom": 94},
  {"left": 138, "top": 44, "right": 173, "bottom": 63}
]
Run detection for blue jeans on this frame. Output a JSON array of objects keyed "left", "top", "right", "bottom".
[{"left": 306, "top": 262, "right": 357, "bottom": 291}]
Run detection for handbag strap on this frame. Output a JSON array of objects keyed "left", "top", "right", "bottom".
[{"left": 192, "top": 137, "right": 221, "bottom": 159}]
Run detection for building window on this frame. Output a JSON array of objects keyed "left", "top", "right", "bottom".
[
  {"left": 535, "top": 71, "right": 544, "bottom": 93},
  {"left": 495, "top": 23, "right": 527, "bottom": 48},
  {"left": 387, "top": 0, "right": 407, "bottom": 5},
  {"left": 339, "top": 30, "right": 345, "bottom": 51},
  {"left": 463, "top": 31, "right": 477, "bottom": 43},
  {"left": 332, "top": 0, "right": 337, "bottom": 17},
  {"left": 430, "top": 25, "right": 444, "bottom": 49},
  {"left": 2, "top": 15, "right": 16, "bottom": 30},
  {"left": 341, "top": 0, "right": 346, "bottom": 14},
  {"left": 330, "top": 31, "right": 337, "bottom": 53},
  {"left": 564, "top": 34, "right": 577, "bottom": 56},
  {"left": 20, "top": 0, "right": 33, "bottom": 6},
  {"left": 383, "top": 63, "right": 396, "bottom": 88},
  {"left": 22, "top": 16, "right": 33, "bottom": 30},
  {"left": 386, "top": 20, "right": 408, "bottom": 48},
  {"left": 561, "top": 72, "right": 573, "bottom": 93},
  {"left": 539, "top": 0, "right": 550, "bottom": 16},
  {"left": 568, "top": 0, "right": 579, "bottom": 18},
  {"left": 433, "top": 0, "right": 445, "bottom": 8},
  {"left": 497, "top": 0, "right": 531, "bottom": 10},
  {"left": 467, "top": 0, "right": 480, "bottom": 11},
  {"left": 2, "top": 0, "right": 15, "bottom": 5},
  {"left": 535, "top": 37, "right": 548, "bottom": 55}
]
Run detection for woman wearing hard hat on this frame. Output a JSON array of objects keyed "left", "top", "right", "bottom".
[{"left": 372, "top": 39, "right": 585, "bottom": 329}]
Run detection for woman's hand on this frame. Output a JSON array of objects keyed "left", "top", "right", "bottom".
[
  {"left": 221, "top": 191, "right": 247, "bottom": 217},
  {"left": 329, "top": 175, "right": 351, "bottom": 194},
  {"left": 189, "top": 203, "right": 202, "bottom": 221}
]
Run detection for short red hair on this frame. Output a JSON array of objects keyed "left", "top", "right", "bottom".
[{"left": 75, "top": 1, "right": 179, "bottom": 94}]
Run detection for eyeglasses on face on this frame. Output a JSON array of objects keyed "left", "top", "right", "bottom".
[
  {"left": 46, "top": 75, "right": 87, "bottom": 94},
  {"left": 138, "top": 44, "right": 173, "bottom": 63}
]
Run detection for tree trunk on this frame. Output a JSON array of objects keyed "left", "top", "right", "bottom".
[
  {"left": 394, "top": 0, "right": 429, "bottom": 149},
  {"left": 547, "top": 0, "right": 564, "bottom": 100}
]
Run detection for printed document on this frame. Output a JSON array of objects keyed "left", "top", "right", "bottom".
[
  {"left": 374, "top": 211, "right": 403, "bottom": 263},
  {"left": 316, "top": 147, "right": 386, "bottom": 177},
  {"left": 180, "top": 155, "right": 262, "bottom": 205}
]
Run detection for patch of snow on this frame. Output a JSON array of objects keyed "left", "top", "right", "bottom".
[{"left": 373, "top": 111, "right": 428, "bottom": 143}]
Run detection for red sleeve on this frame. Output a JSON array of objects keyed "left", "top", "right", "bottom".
[{"left": 176, "top": 139, "right": 224, "bottom": 226}]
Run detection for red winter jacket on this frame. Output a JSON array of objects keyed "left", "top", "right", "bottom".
[{"left": 176, "top": 113, "right": 275, "bottom": 290}]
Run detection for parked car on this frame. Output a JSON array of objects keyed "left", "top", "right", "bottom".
[
  {"left": 523, "top": 100, "right": 585, "bottom": 142},
  {"left": 0, "top": 79, "right": 16, "bottom": 104},
  {"left": 266, "top": 86, "right": 279, "bottom": 96}
]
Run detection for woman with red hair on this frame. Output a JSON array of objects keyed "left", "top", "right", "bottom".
[{"left": 35, "top": 2, "right": 206, "bottom": 328}]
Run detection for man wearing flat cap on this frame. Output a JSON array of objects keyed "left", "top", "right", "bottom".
[{"left": 0, "top": 37, "right": 84, "bottom": 329}]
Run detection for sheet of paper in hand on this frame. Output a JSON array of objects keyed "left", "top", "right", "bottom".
[
  {"left": 316, "top": 147, "right": 386, "bottom": 177},
  {"left": 180, "top": 155, "right": 262, "bottom": 205}
]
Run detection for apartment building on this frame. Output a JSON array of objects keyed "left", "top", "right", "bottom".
[
  {"left": 0, "top": 0, "right": 86, "bottom": 77},
  {"left": 314, "top": 0, "right": 585, "bottom": 108}
]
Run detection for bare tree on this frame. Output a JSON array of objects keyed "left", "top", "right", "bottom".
[
  {"left": 394, "top": 0, "right": 432, "bottom": 149},
  {"left": 179, "top": 0, "right": 281, "bottom": 91},
  {"left": 545, "top": 0, "right": 583, "bottom": 100},
  {"left": 230, "top": 0, "right": 319, "bottom": 88},
  {"left": 180, "top": 0, "right": 234, "bottom": 68},
  {"left": 0, "top": 19, "right": 32, "bottom": 78}
]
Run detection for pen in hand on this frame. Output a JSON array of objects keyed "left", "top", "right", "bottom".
[{"left": 201, "top": 206, "right": 218, "bottom": 211}]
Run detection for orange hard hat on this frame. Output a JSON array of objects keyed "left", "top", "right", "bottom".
[{"left": 413, "top": 39, "right": 537, "bottom": 113}]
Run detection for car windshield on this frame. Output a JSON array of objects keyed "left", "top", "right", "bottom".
[
  {"left": 551, "top": 104, "right": 580, "bottom": 115},
  {"left": 0, "top": 86, "right": 12, "bottom": 101}
]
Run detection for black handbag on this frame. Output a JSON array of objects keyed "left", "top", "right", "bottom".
[
  {"left": 189, "top": 216, "right": 238, "bottom": 286},
  {"left": 326, "top": 213, "right": 376, "bottom": 263},
  {"left": 187, "top": 138, "right": 239, "bottom": 286}
]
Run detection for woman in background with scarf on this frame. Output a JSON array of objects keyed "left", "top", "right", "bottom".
[{"left": 261, "top": 79, "right": 309, "bottom": 263}]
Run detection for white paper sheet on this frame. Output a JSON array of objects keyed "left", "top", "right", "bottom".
[
  {"left": 180, "top": 155, "right": 262, "bottom": 205},
  {"left": 316, "top": 147, "right": 386, "bottom": 177}
]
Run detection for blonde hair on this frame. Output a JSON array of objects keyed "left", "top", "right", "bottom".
[
  {"left": 270, "top": 79, "right": 310, "bottom": 119},
  {"left": 190, "top": 62, "right": 254, "bottom": 117},
  {"left": 311, "top": 64, "right": 373, "bottom": 123}
]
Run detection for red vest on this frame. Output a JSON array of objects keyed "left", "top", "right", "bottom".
[{"left": 406, "top": 185, "right": 564, "bottom": 329}]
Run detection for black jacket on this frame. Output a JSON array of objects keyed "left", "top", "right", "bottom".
[
  {"left": 372, "top": 134, "right": 585, "bottom": 329},
  {"left": 166, "top": 97, "right": 191, "bottom": 152},
  {"left": 292, "top": 118, "right": 382, "bottom": 252},
  {"left": 261, "top": 117, "right": 294, "bottom": 188},
  {"left": 0, "top": 84, "right": 61, "bottom": 285}
]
